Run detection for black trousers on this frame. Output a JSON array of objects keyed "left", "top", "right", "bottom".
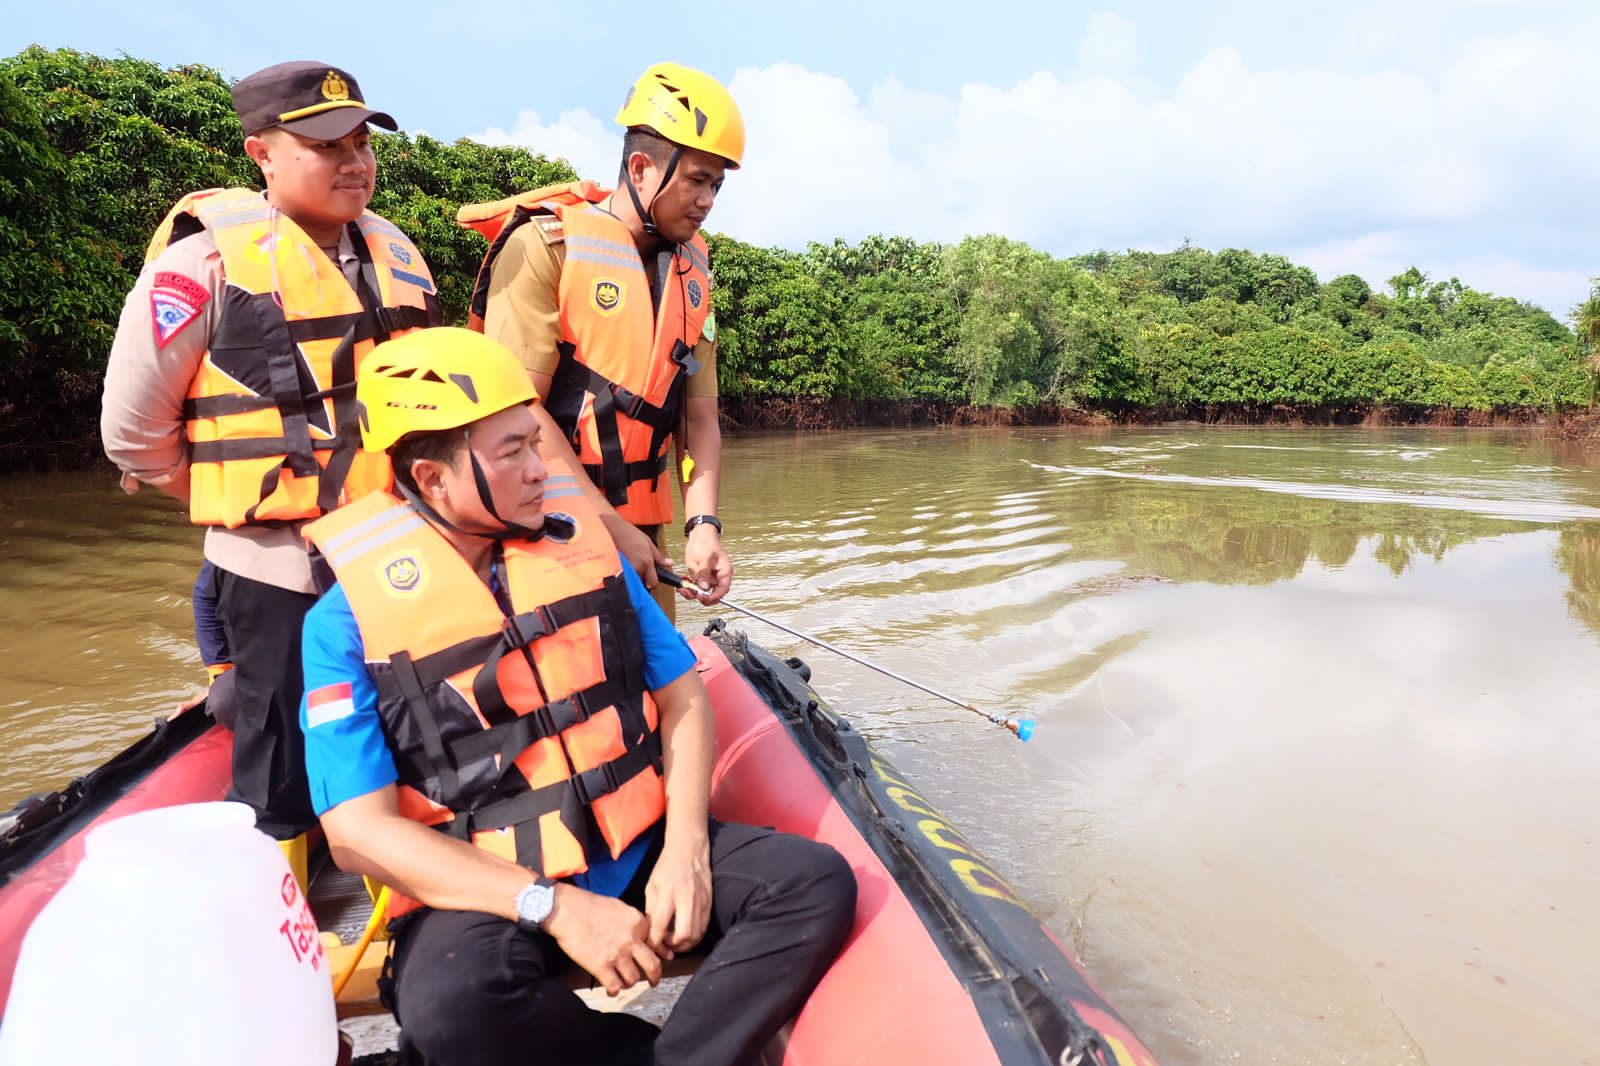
[
  {"left": 213, "top": 567, "right": 319, "bottom": 839},
  {"left": 387, "top": 821, "right": 857, "bottom": 1066}
]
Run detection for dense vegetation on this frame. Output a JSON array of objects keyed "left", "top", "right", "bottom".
[{"left": 0, "top": 47, "right": 1592, "bottom": 470}]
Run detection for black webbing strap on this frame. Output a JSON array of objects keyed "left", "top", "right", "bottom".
[
  {"left": 549, "top": 356, "right": 679, "bottom": 506},
  {"left": 284, "top": 304, "right": 433, "bottom": 344},
  {"left": 594, "top": 575, "right": 657, "bottom": 767},
  {"left": 372, "top": 586, "right": 617, "bottom": 708},
  {"left": 389, "top": 650, "right": 461, "bottom": 810},
  {"left": 314, "top": 227, "right": 384, "bottom": 513},
  {"left": 457, "top": 743, "right": 661, "bottom": 834},
  {"left": 188, "top": 434, "right": 347, "bottom": 463},
  {"left": 183, "top": 393, "right": 277, "bottom": 420},
  {"left": 580, "top": 453, "right": 668, "bottom": 492},
  {"left": 468, "top": 206, "right": 536, "bottom": 322},
  {"left": 583, "top": 371, "right": 632, "bottom": 508},
  {"left": 255, "top": 301, "right": 321, "bottom": 482},
  {"left": 450, "top": 675, "right": 633, "bottom": 768},
  {"left": 543, "top": 342, "right": 587, "bottom": 444}
]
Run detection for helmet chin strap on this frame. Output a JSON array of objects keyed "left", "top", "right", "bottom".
[
  {"left": 623, "top": 146, "right": 682, "bottom": 242},
  {"left": 397, "top": 431, "right": 546, "bottom": 542}
]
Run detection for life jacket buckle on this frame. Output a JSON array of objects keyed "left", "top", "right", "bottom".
[
  {"left": 530, "top": 701, "right": 559, "bottom": 742},
  {"left": 570, "top": 761, "right": 620, "bottom": 807},
  {"left": 608, "top": 383, "right": 648, "bottom": 421},
  {"left": 373, "top": 306, "right": 407, "bottom": 337},
  {"left": 504, "top": 606, "right": 558, "bottom": 647},
  {"left": 670, "top": 341, "right": 701, "bottom": 377}
]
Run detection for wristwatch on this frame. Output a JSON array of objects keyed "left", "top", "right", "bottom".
[
  {"left": 513, "top": 876, "right": 556, "bottom": 932},
  {"left": 683, "top": 514, "right": 722, "bottom": 537}
]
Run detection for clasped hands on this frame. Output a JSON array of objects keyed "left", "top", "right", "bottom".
[{"left": 542, "top": 838, "right": 712, "bottom": 997}]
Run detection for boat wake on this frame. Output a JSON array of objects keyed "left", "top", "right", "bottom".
[{"left": 1031, "top": 462, "right": 1600, "bottom": 523}]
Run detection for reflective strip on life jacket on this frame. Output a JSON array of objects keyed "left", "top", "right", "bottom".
[{"left": 152, "top": 188, "right": 441, "bottom": 527}]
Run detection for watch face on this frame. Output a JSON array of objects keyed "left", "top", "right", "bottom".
[{"left": 517, "top": 881, "right": 554, "bottom": 927}]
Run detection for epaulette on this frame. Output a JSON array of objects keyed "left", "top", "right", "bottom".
[{"left": 534, "top": 214, "right": 564, "bottom": 245}]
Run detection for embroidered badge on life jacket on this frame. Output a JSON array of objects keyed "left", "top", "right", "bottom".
[
  {"left": 384, "top": 555, "right": 423, "bottom": 593},
  {"left": 150, "top": 271, "right": 210, "bottom": 349},
  {"left": 592, "top": 279, "right": 624, "bottom": 316},
  {"left": 686, "top": 278, "right": 703, "bottom": 309}
]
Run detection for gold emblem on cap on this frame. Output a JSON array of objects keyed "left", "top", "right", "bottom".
[{"left": 322, "top": 71, "right": 350, "bottom": 102}]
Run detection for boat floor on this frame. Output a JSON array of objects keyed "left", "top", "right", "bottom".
[{"left": 307, "top": 855, "right": 692, "bottom": 1062}]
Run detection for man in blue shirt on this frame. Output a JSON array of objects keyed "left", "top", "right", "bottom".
[{"left": 299, "top": 328, "right": 854, "bottom": 1066}]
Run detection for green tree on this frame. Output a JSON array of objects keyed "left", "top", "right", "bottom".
[{"left": 1572, "top": 281, "right": 1600, "bottom": 408}]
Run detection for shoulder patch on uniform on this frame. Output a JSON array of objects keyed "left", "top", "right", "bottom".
[
  {"left": 150, "top": 271, "right": 210, "bottom": 349},
  {"left": 702, "top": 310, "right": 717, "bottom": 344},
  {"left": 534, "top": 215, "right": 565, "bottom": 244},
  {"left": 305, "top": 682, "right": 355, "bottom": 729}
]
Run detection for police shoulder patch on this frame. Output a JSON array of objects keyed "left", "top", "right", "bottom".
[
  {"left": 534, "top": 215, "right": 565, "bottom": 245},
  {"left": 150, "top": 271, "right": 210, "bottom": 349}
]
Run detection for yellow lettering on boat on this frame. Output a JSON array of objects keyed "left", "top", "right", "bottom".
[
  {"left": 884, "top": 785, "right": 940, "bottom": 819},
  {"left": 951, "top": 858, "right": 1024, "bottom": 907},
  {"left": 916, "top": 817, "right": 979, "bottom": 859},
  {"left": 870, "top": 757, "right": 912, "bottom": 792}
]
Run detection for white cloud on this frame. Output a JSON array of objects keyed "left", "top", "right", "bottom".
[
  {"left": 1076, "top": 11, "right": 1141, "bottom": 78},
  {"left": 471, "top": 108, "right": 620, "bottom": 186},
  {"left": 468, "top": 11, "right": 1600, "bottom": 316}
]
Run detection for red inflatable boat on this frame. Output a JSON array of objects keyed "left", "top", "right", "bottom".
[{"left": 0, "top": 622, "right": 1157, "bottom": 1066}]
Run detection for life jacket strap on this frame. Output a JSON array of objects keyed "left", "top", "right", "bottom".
[
  {"left": 188, "top": 434, "right": 345, "bottom": 463},
  {"left": 446, "top": 740, "right": 663, "bottom": 838},
  {"left": 468, "top": 205, "right": 539, "bottom": 325},
  {"left": 284, "top": 303, "right": 437, "bottom": 344},
  {"left": 451, "top": 675, "right": 636, "bottom": 769},
  {"left": 372, "top": 583, "right": 622, "bottom": 710},
  {"left": 547, "top": 351, "right": 685, "bottom": 507},
  {"left": 390, "top": 648, "right": 462, "bottom": 807}
]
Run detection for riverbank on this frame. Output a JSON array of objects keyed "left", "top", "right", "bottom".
[
  {"left": 718, "top": 397, "right": 1558, "bottom": 431},
  {"left": 3, "top": 399, "right": 1579, "bottom": 475}
]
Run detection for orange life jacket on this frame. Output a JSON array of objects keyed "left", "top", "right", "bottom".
[
  {"left": 303, "top": 467, "right": 664, "bottom": 915},
  {"left": 148, "top": 188, "right": 441, "bottom": 528},
  {"left": 459, "top": 182, "right": 713, "bottom": 526}
]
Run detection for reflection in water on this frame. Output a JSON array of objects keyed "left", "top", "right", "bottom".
[
  {"left": 1557, "top": 526, "right": 1600, "bottom": 635},
  {"left": 4, "top": 427, "right": 1599, "bottom": 1065}
]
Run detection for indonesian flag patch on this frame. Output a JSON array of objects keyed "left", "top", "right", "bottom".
[
  {"left": 149, "top": 271, "right": 210, "bottom": 349},
  {"left": 305, "top": 681, "right": 356, "bottom": 728}
]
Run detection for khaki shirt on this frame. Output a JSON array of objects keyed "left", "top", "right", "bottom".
[
  {"left": 481, "top": 221, "right": 718, "bottom": 395},
  {"left": 101, "top": 224, "right": 362, "bottom": 594}
]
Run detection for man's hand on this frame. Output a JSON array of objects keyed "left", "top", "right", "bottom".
[
  {"left": 604, "top": 512, "right": 670, "bottom": 590},
  {"left": 681, "top": 526, "right": 732, "bottom": 605},
  {"left": 543, "top": 883, "right": 664, "bottom": 995},
  {"left": 643, "top": 833, "right": 713, "bottom": 956}
]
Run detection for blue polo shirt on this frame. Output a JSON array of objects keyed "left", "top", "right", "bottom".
[{"left": 300, "top": 556, "right": 694, "bottom": 898}]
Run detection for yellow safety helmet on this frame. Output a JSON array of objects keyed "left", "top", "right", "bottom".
[
  {"left": 615, "top": 62, "right": 744, "bottom": 169},
  {"left": 357, "top": 328, "right": 538, "bottom": 454}
]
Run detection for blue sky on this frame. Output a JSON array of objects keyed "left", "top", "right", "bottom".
[{"left": 10, "top": 1, "right": 1599, "bottom": 318}]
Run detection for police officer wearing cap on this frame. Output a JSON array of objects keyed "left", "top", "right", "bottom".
[{"left": 101, "top": 60, "right": 441, "bottom": 843}]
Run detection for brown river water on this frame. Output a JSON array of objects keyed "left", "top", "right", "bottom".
[{"left": 3, "top": 425, "right": 1598, "bottom": 1065}]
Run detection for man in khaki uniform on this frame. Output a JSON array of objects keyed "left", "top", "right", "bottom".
[
  {"left": 469, "top": 63, "right": 742, "bottom": 621},
  {"left": 100, "top": 61, "right": 438, "bottom": 840}
]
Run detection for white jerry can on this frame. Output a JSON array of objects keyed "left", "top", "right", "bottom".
[{"left": 0, "top": 801, "right": 339, "bottom": 1065}]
